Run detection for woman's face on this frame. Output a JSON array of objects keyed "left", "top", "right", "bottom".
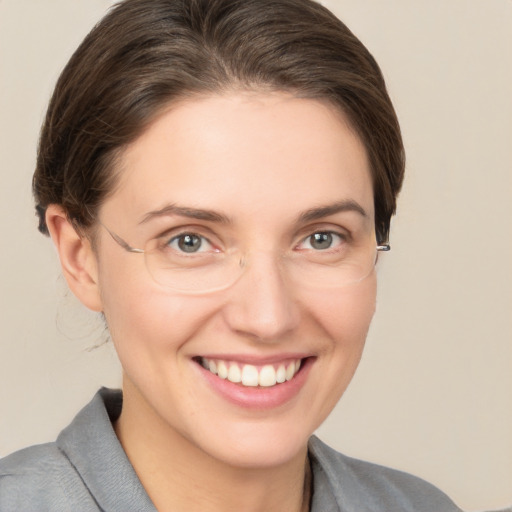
[{"left": 95, "top": 92, "right": 377, "bottom": 468}]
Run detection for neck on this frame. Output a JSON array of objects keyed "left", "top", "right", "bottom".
[{"left": 115, "top": 377, "right": 311, "bottom": 512}]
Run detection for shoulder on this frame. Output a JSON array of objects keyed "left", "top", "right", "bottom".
[
  {"left": 0, "top": 442, "right": 67, "bottom": 487},
  {"left": 309, "top": 436, "right": 463, "bottom": 512},
  {"left": 0, "top": 389, "right": 149, "bottom": 512},
  {"left": 0, "top": 442, "right": 97, "bottom": 511}
]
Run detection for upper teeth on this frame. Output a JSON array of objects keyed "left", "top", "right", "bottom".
[{"left": 201, "top": 358, "right": 302, "bottom": 387}]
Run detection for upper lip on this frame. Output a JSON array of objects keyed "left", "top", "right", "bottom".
[{"left": 194, "top": 353, "right": 313, "bottom": 365}]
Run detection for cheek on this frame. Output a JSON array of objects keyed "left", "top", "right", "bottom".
[
  {"left": 96, "top": 252, "right": 213, "bottom": 364},
  {"left": 292, "top": 275, "right": 377, "bottom": 432},
  {"left": 308, "top": 274, "right": 377, "bottom": 348},
  {"left": 312, "top": 275, "right": 376, "bottom": 392}
]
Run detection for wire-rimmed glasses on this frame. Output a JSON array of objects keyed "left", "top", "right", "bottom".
[{"left": 100, "top": 222, "right": 390, "bottom": 294}]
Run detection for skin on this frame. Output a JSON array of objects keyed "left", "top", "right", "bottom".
[{"left": 47, "top": 92, "right": 378, "bottom": 512}]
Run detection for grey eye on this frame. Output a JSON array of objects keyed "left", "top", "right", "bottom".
[
  {"left": 309, "top": 232, "right": 334, "bottom": 250},
  {"left": 173, "top": 234, "right": 205, "bottom": 253}
]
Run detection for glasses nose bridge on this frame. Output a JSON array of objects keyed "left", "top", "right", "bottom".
[
  {"left": 234, "top": 247, "right": 292, "bottom": 287},
  {"left": 222, "top": 246, "right": 301, "bottom": 340}
]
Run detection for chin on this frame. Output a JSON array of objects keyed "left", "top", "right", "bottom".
[
  {"left": 180, "top": 395, "right": 333, "bottom": 470},
  {"left": 199, "top": 422, "right": 311, "bottom": 470}
]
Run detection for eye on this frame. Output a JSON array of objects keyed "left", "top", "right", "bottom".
[
  {"left": 167, "top": 233, "right": 214, "bottom": 254},
  {"left": 298, "top": 231, "right": 345, "bottom": 251}
]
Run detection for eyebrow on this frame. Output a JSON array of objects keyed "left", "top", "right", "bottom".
[
  {"left": 139, "top": 204, "right": 231, "bottom": 225},
  {"left": 297, "top": 200, "right": 368, "bottom": 223},
  {"left": 139, "top": 199, "right": 368, "bottom": 226}
]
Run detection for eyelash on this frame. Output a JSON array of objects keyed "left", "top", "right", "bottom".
[
  {"left": 296, "top": 230, "right": 348, "bottom": 252},
  {"left": 155, "top": 226, "right": 350, "bottom": 254},
  {"left": 158, "top": 229, "right": 217, "bottom": 253}
]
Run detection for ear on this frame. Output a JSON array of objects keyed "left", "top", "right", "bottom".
[{"left": 46, "top": 205, "right": 103, "bottom": 312}]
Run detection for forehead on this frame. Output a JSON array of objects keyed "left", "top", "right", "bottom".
[{"left": 102, "top": 92, "right": 373, "bottom": 227}]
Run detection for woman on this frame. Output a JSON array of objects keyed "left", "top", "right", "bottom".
[{"left": 0, "top": 0, "right": 463, "bottom": 510}]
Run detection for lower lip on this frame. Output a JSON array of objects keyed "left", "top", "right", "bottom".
[{"left": 195, "top": 357, "right": 314, "bottom": 410}]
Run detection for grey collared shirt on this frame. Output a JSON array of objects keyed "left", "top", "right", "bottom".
[{"left": 0, "top": 388, "right": 462, "bottom": 511}]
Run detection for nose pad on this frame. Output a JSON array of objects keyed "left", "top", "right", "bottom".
[{"left": 222, "top": 251, "right": 300, "bottom": 341}]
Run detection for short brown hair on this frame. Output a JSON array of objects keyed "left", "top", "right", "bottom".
[{"left": 33, "top": 0, "right": 404, "bottom": 244}]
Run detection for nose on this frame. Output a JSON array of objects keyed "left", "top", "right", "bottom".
[{"left": 221, "top": 252, "right": 300, "bottom": 342}]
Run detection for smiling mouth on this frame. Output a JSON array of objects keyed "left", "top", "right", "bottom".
[{"left": 195, "top": 357, "right": 303, "bottom": 388}]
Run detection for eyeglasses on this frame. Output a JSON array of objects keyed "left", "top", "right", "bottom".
[{"left": 100, "top": 222, "right": 390, "bottom": 294}]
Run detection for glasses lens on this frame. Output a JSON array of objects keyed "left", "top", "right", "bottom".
[
  {"left": 287, "top": 240, "right": 379, "bottom": 290},
  {"left": 143, "top": 235, "right": 381, "bottom": 293},
  {"left": 144, "top": 240, "right": 241, "bottom": 293}
]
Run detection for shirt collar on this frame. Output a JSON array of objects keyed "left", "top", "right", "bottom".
[
  {"left": 57, "top": 388, "right": 341, "bottom": 512},
  {"left": 57, "top": 388, "right": 157, "bottom": 512}
]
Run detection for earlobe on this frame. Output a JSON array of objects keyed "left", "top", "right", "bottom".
[{"left": 45, "top": 205, "right": 103, "bottom": 312}]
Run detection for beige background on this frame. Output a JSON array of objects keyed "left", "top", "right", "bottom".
[{"left": 1, "top": 1, "right": 511, "bottom": 510}]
